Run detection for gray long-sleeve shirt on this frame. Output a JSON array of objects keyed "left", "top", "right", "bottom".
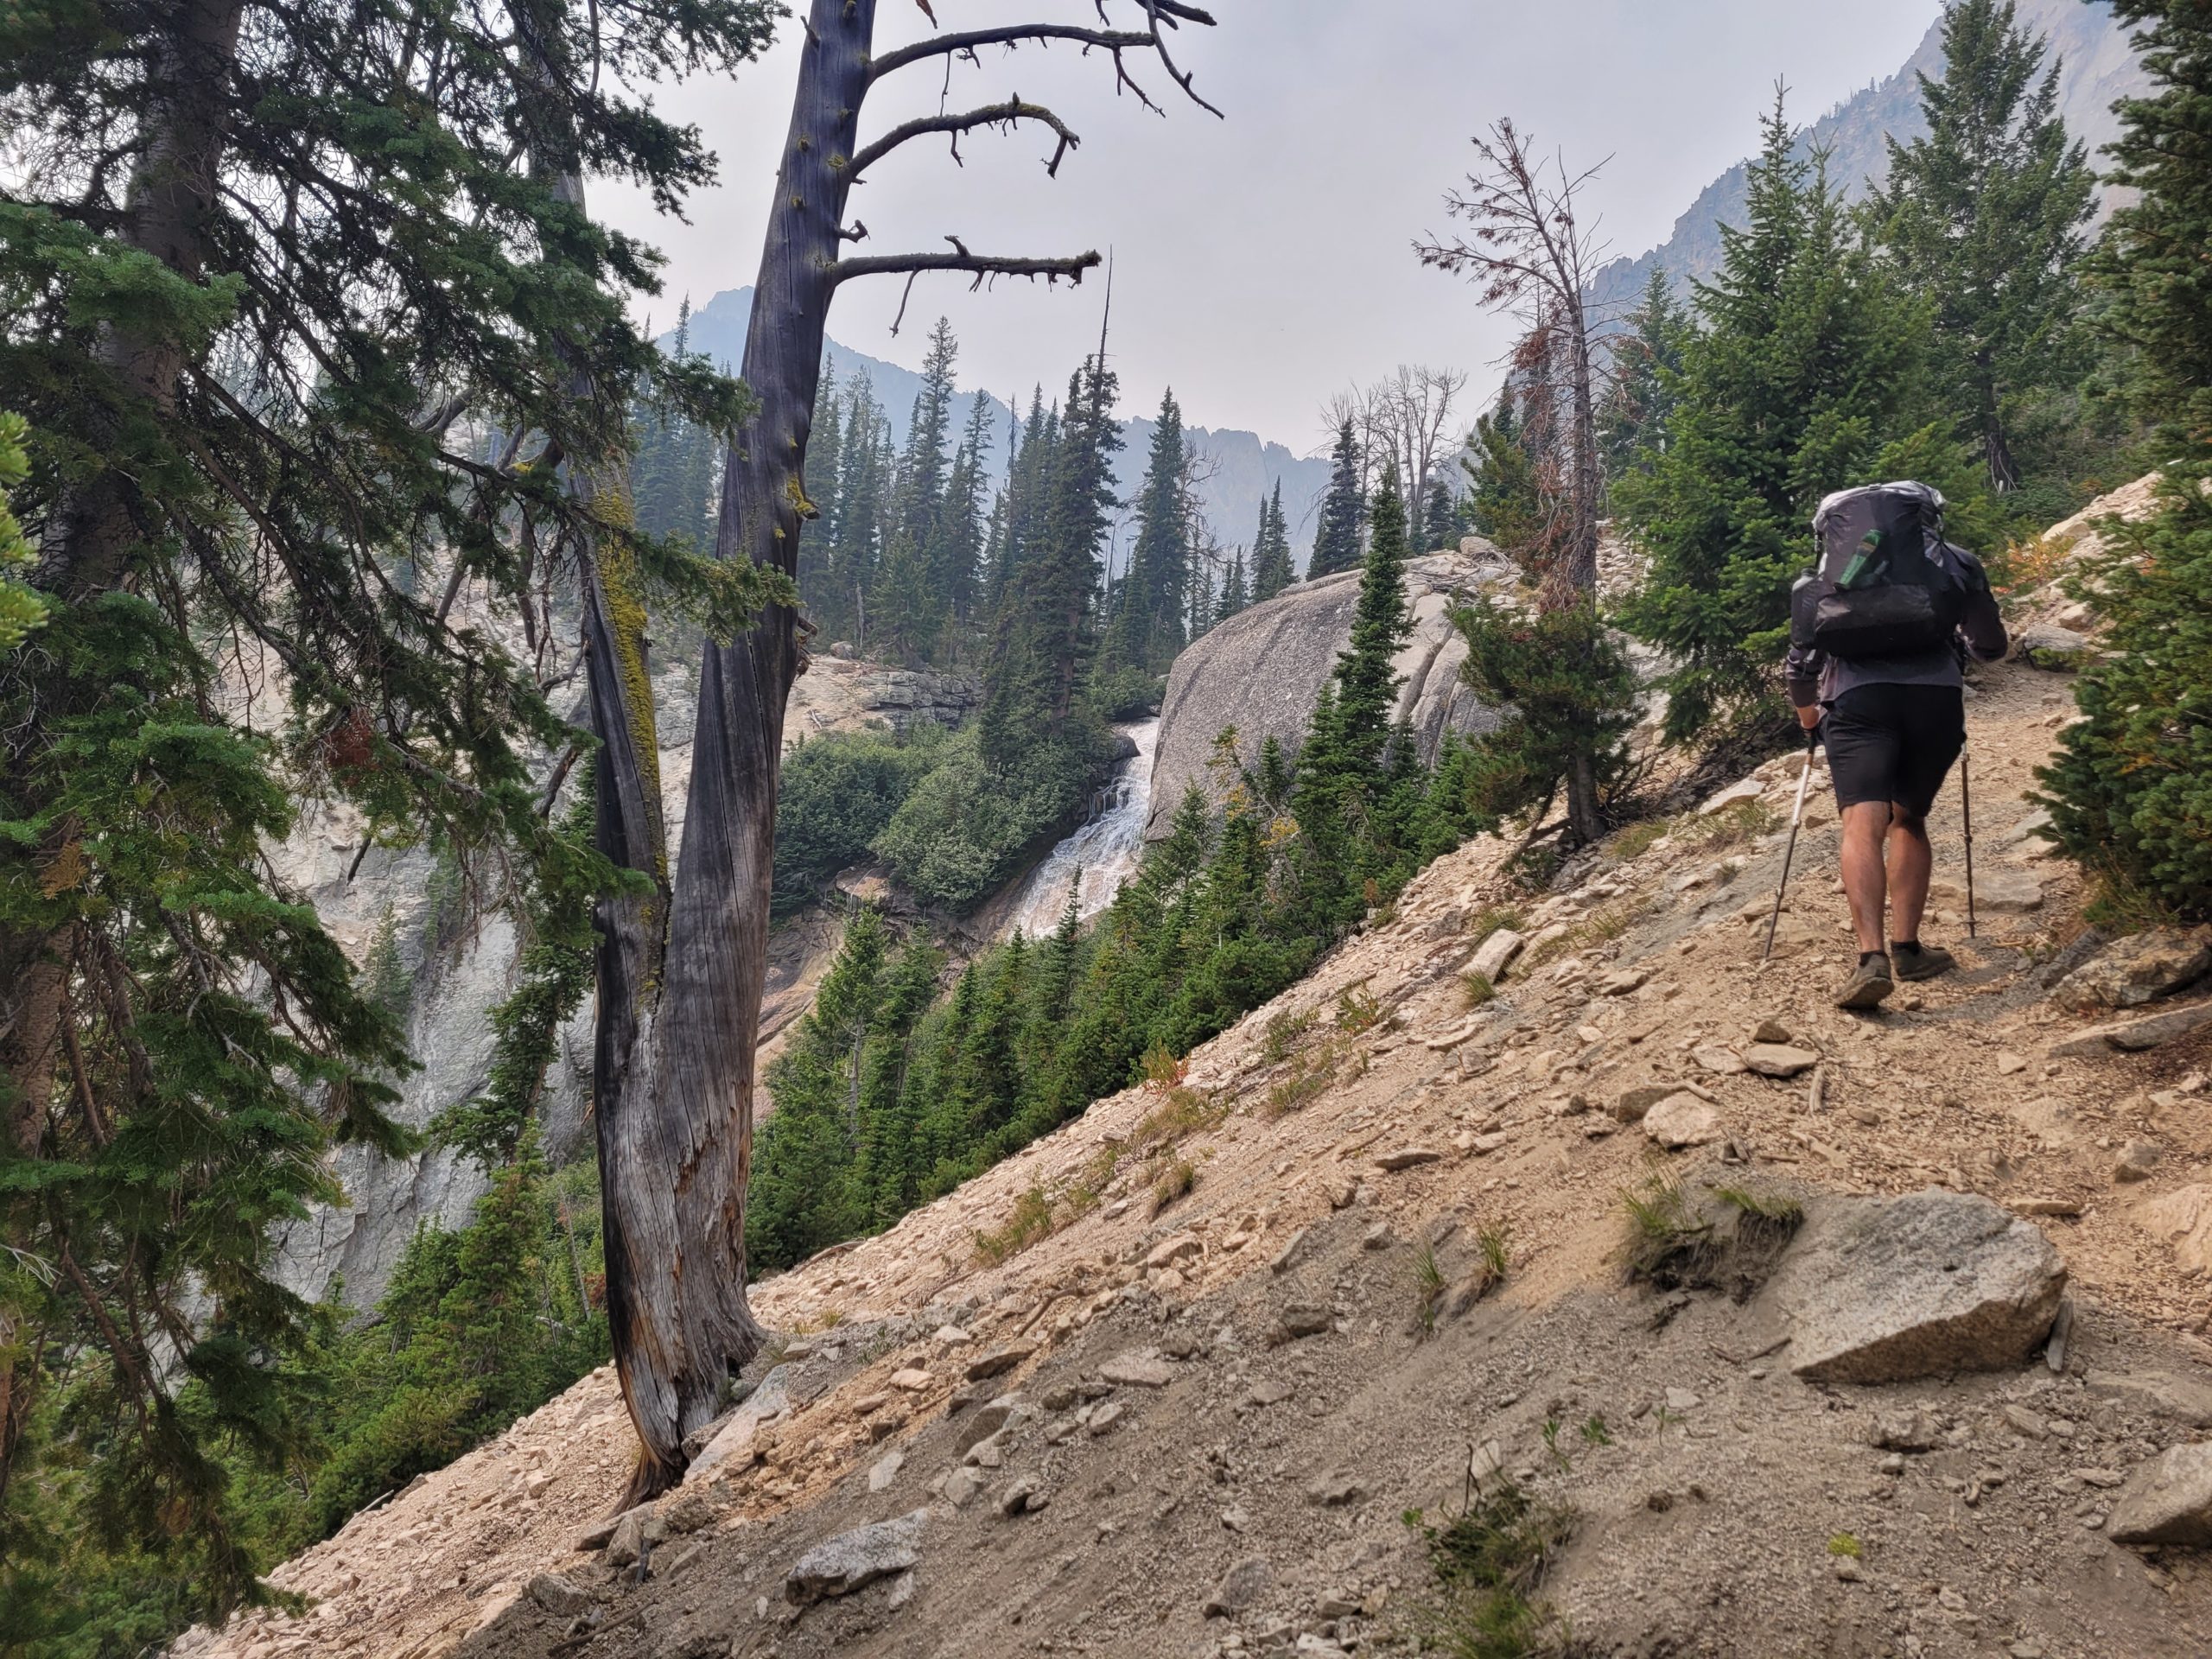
[{"left": 1784, "top": 542, "right": 2007, "bottom": 708}]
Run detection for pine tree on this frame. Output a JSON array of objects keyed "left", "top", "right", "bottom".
[
  {"left": 2036, "top": 0, "right": 2212, "bottom": 920},
  {"left": 939, "top": 391, "right": 996, "bottom": 642},
  {"left": 1216, "top": 546, "right": 1249, "bottom": 622},
  {"left": 2094, "top": 0, "right": 2212, "bottom": 448},
  {"left": 1105, "top": 389, "right": 1191, "bottom": 674},
  {"left": 981, "top": 357, "right": 1120, "bottom": 761},
  {"left": 1249, "top": 481, "right": 1295, "bottom": 601},
  {"left": 0, "top": 0, "right": 777, "bottom": 1619},
  {"left": 1866, "top": 0, "right": 2096, "bottom": 491},
  {"left": 1461, "top": 390, "right": 1544, "bottom": 556},
  {"left": 1617, "top": 91, "right": 1928, "bottom": 741},
  {"left": 1420, "top": 469, "right": 1459, "bottom": 550},
  {"left": 1599, "top": 269, "right": 1692, "bottom": 480},
  {"left": 1308, "top": 416, "right": 1367, "bottom": 577}
]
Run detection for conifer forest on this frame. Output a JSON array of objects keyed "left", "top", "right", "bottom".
[{"left": 4, "top": 1, "right": 2212, "bottom": 1653}]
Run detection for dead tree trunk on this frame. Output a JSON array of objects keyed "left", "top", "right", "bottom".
[
  {"left": 588, "top": 0, "right": 1220, "bottom": 1491},
  {"left": 1417, "top": 118, "right": 1613, "bottom": 847}
]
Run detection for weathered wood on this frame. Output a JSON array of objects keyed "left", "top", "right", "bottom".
[{"left": 594, "top": 0, "right": 1220, "bottom": 1489}]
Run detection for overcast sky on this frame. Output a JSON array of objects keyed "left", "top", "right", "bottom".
[{"left": 596, "top": 0, "right": 1946, "bottom": 451}]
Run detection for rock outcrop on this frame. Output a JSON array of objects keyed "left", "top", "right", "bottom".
[
  {"left": 1146, "top": 541, "right": 1515, "bottom": 838},
  {"left": 264, "top": 645, "right": 977, "bottom": 1315}
]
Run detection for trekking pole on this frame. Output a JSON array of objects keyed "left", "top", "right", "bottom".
[
  {"left": 1960, "top": 741, "right": 1977, "bottom": 940},
  {"left": 1764, "top": 727, "right": 1820, "bottom": 963}
]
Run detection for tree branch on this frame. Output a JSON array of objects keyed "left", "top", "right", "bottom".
[
  {"left": 867, "top": 24, "right": 1155, "bottom": 84},
  {"left": 850, "top": 98, "right": 1081, "bottom": 179},
  {"left": 833, "top": 246, "right": 1101, "bottom": 289}
]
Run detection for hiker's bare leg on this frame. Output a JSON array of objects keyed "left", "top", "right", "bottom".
[
  {"left": 1840, "top": 801, "right": 1893, "bottom": 955},
  {"left": 1887, "top": 804, "right": 1933, "bottom": 943}
]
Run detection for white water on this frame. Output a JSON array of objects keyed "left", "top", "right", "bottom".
[{"left": 1003, "top": 718, "right": 1160, "bottom": 940}]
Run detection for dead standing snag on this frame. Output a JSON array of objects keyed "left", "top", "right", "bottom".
[{"left": 586, "top": 0, "right": 1223, "bottom": 1498}]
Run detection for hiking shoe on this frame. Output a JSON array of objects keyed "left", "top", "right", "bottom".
[
  {"left": 1891, "top": 943, "right": 1956, "bottom": 982},
  {"left": 1836, "top": 953, "right": 1894, "bottom": 1010}
]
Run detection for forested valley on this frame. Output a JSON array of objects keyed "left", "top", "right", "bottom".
[{"left": 5, "top": 0, "right": 2212, "bottom": 1654}]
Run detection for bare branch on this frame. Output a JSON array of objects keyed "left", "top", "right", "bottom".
[
  {"left": 868, "top": 24, "right": 1155, "bottom": 84},
  {"left": 833, "top": 246, "right": 1102, "bottom": 288},
  {"left": 850, "top": 97, "right": 1082, "bottom": 179}
]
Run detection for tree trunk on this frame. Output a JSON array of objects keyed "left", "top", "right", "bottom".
[{"left": 594, "top": 0, "right": 874, "bottom": 1491}]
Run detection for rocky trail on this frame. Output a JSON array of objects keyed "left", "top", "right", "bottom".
[{"left": 178, "top": 492, "right": 2212, "bottom": 1659}]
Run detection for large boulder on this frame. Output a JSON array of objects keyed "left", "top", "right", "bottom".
[
  {"left": 1757, "top": 1190, "right": 2067, "bottom": 1384},
  {"left": 1147, "top": 543, "right": 1513, "bottom": 837},
  {"left": 785, "top": 1508, "right": 931, "bottom": 1605}
]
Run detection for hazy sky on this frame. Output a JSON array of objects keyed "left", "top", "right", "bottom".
[{"left": 596, "top": 0, "right": 1947, "bottom": 450}]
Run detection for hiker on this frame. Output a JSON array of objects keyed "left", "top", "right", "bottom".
[{"left": 1785, "top": 481, "right": 2006, "bottom": 1011}]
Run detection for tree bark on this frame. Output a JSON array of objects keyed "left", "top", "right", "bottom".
[{"left": 593, "top": 0, "right": 874, "bottom": 1491}]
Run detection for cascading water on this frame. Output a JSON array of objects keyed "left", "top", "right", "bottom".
[{"left": 1003, "top": 718, "right": 1160, "bottom": 939}]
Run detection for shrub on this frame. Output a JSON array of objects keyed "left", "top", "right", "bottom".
[
  {"left": 2036, "top": 467, "right": 2212, "bottom": 922},
  {"left": 872, "top": 725, "right": 1110, "bottom": 912},
  {"left": 773, "top": 724, "right": 945, "bottom": 913}
]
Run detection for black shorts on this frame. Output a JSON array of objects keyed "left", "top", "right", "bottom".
[{"left": 1821, "top": 683, "right": 1965, "bottom": 817}]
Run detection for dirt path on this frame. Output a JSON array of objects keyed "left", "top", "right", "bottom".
[{"left": 175, "top": 492, "right": 2212, "bottom": 1659}]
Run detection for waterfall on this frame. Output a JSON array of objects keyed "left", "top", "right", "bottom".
[{"left": 1002, "top": 718, "right": 1160, "bottom": 940}]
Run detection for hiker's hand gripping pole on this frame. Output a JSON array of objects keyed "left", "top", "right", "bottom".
[{"left": 1764, "top": 726, "right": 1821, "bottom": 963}]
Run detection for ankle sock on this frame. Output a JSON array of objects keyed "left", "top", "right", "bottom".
[
  {"left": 1894, "top": 939, "right": 1923, "bottom": 956},
  {"left": 1859, "top": 950, "right": 1888, "bottom": 969}
]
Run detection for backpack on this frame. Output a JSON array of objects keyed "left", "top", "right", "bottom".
[{"left": 1792, "top": 481, "right": 1970, "bottom": 661}]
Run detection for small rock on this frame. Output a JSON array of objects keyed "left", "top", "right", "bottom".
[
  {"left": 2084, "top": 1369, "right": 2212, "bottom": 1428},
  {"left": 1700, "top": 778, "right": 1767, "bottom": 815},
  {"left": 1598, "top": 969, "right": 1649, "bottom": 996},
  {"left": 890, "top": 1367, "right": 933, "bottom": 1392},
  {"left": 1087, "top": 1401, "right": 1125, "bottom": 1437},
  {"left": 2050, "top": 928, "right": 2212, "bottom": 1014},
  {"left": 603, "top": 1505, "right": 661, "bottom": 1568},
  {"left": 2113, "top": 1140, "right": 2164, "bottom": 1183},
  {"left": 1099, "top": 1350, "right": 1176, "bottom": 1389},
  {"left": 1997, "top": 1052, "right": 2028, "bottom": 1076},
  {"left": 2050, "top": 998, "right": 2212, "bottom": 1057},
  {"left": 868, "top": 1451, "right": 906, "bottom": 1492},
  {"left": 1145, "top": 1234, "right": 1203, "bottom": 1271},
  {"left": 1694, "top": 1044, "right": 1747, "bottom": 1076},
  {"left": 526, "top": 1572, "right": 591, "bottom": 1618},
  {"left": 1611, "top": 1083, "right": 1677, "bottom": 1124},
  {"left": 2139, "top": 1183, "right": 2212, "bottom": 1274},
  {"left": 999, "top": 1479, "right": 1046, "bottom": 1517},
  {"left": 1871, "top": 1410, "right": 1942, "bottom": 1452},
  {"left": 1306, "top": 1472, "right": 1368, "bottom": 1507},
  {"left": 1248, "top": 1378, "right": 1296, "bottom": 1407},
  {"left": 1374, "top": 1147, "right": 1443, "bottom": 1172},
  {"left": 1269, "top": 1226, "right": 1313, "bottom": 1275},
  {"left": 1745, "top": 1043, "right": 1821, "bottom": 1079},
  {"left": 785, "top": 1510, "right": 929, "bottom": 1605},
  {"left": 1360, "top": 1221, "right": 1395, "bottom": 1250},
  {"left": 952, "top": 1395, "right": 1025, "bottom": 1455},
  {"left": 1643, "top": 1092, "right": 1725, "bottom": 1149},
  {"left": 1934, "top": 868, "right": 2043, "bottom": 912},
  {"left": 1753, "top": 1017, "right": 1796, "bottom": 1046},
  {"left": 1203, "top": 1557, "right": 1274, "bottom": 1618},
  {"left": 2003, "top": 1404, "right": 2049, "bottom": 1440},
  {"left": 2016, "top": 622, "right": 2092, "bottom": 668},
  {"left": 963, "top": 1341, "right": 1037, "bottom": 1382},
  {"left": 1664, "top": 1388, "right": 1701, "bottom": 1412},
  {"left": 1469, "top": 929, "right": 1526, "bottom": 982},
  {"left": 941, "top": 1466, "right": 985, "bottom": 1508},
  {"left": 1277, "top": 1301, "right": 1332, "bottom": 1339}
]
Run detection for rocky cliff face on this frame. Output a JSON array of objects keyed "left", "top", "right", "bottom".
[
  {"left": 1145, "top": 540, "right": 1516, "bottom": 840},
  {"left": 264, "top": 645, "right": 977, "bottom": 1316}
]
